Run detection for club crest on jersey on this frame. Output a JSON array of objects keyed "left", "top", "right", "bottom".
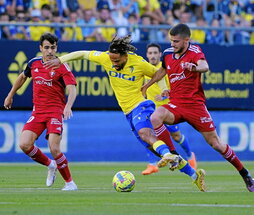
[
  {"left": 130, "top": 66, "right": 134, "bottom": 73},
  {"left": 180, "top": 61, "right": 185, "bottom": 69},
  {"left": 50, "top": 71, "right": 55, "bottom": 77}
]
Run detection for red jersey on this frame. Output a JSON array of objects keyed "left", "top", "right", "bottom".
[
  {"left": 162, "top": 44, "right": 206, "bottom": 104},
  {"left": 24, "top": 56, "right": 76, "bottom": 114}
]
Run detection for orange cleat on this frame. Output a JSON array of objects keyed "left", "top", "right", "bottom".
[
  {"left": 142, "top": 164, "right": 159, "bottom": 175},
  {"left": 188, "top": 152, "right": 197, "bottom": 170}
]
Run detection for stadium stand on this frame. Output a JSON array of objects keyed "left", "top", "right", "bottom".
[{"left": 0, "top": 0, "right": 253, "bottom": 44}]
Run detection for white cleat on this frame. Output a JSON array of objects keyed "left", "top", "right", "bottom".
[
  {"left": 46, "top": 160, "right": 57, "bottom": 187},
  {"left": 62, "top": 181, "right": 78, "bottom": 191}
]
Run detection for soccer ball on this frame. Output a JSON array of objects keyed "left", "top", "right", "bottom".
[{"left": 112, "top": 170, "right": 136, "bottom": 192}]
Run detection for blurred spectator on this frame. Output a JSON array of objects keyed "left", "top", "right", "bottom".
[
  {"left": 78, "top": 0, "right": 96, "bottom": 10},
  {"left": 139, "top": 14, "right": 152, "bottom": 42},
  {"left": 60, "top": 0, "right": 81, "bottom": 17},
  {"left": 0, "top": 0, "right": 7, "bottom": 14},
  {"left": 0, "top": 12, "right": 13, "bottom": 39},
  {"left": 62, "top": 11, "right": 83, "bottom": 41},
  {"left": 121, "top": 0, "right": 140, "bottom": 20},
  {"left": 108, "top": 0, "right": 128, "bottom": 37},
  {"left": 97, "top": 0, "right": 110, "bottom": 11},
  {"left": 178, "top": 8, "right": 196, "bottom": 27},
  {"left": 150, "top": 17, "right": 167, "bottom": 42},
  {"left": 41, "top": 4, "right": 52, "bottom": 21},
  {"left": 233, "top": 16, "right": 251, "bottom": 44},
  {"left": 81, "top": 9, "right": 97, "bottom": 41},
  {"left": 128, "top": 13, "right": 140, "bottom": 42},
  {"left": 138, "top": 0, "right": 165, "bottom": 23},
  {"left": 205, "top": 18, "right": 225, "bottom": 45},
  {"left": 29, "top": 8, "right": 51, "bottom": 40},
  {"left": 32, "top": 0, "right": 51, "bottom": 9},
  {"left": 159, "top": 0, "right": 174, "bottom": 14},
  {"left": 250, "top": 18, "right": 254, "bottom": 44},
  {"left": 94, "top": 7, "right": 116, "bottom": 42},
  {"left": 190, "top": 0, "right": 203, "bottom": 19},
  {"left": 191, "top": 17, "right": 207, "bottom": 44},
  {"left": 10, "top": 9, "right": 30, "bottom": 40},
  {"left": 51, "top": 10, "right": 65, "bottom": 40}
]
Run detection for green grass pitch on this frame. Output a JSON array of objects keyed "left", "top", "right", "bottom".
[{"left": 0, "top": 162, "right": 253, "bottom": 215}]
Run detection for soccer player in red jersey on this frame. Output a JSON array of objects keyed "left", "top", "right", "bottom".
[
  {"left": 142, "top": 23, "right": 254, "bottom": 192},
  {"left": 4, "top": 33, "right": 78, "bottom": 191}
]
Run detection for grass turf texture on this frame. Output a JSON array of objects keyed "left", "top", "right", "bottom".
[{"left": 0, "top": 162, "right": 253, "bottom": 215}]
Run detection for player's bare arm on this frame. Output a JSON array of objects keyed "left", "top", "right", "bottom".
[
  {"left": 44, "top": 51, "right": 91, "bottom": 69},
  {"left": 141, "top": 67, "right": 167, "bottom": 98},
  {"left": 4, "top": 72, "right": 27, "bottom": 109},
  {"left": 63, "top": 84, "right": 77, "bottom": 120},
  {"left": 183, "top": 59, "right": 209, "bottom": 73}
]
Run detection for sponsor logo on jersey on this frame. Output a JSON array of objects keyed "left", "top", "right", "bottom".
[
  {"left": 34, "top": 76, "right": 53, "bottom": 86},
  {"left": 108, "top": 71, "right": 136, "bottom": 81},
  {"left": 170, "top": 71, "right": 186, "bottom": 83}
]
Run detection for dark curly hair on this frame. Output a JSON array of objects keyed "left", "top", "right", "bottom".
[{"left": 109, "top": 35, "right": 137, "bottom": 55}]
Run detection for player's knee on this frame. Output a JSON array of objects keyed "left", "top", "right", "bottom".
[
  {"left": 138, "top": 129, "right": 151, "bottom": 144},
  {"left": 150, "top": 113, "right": 162, "bottom": 127},
  {"left": 19, "top": 141, "right": 33, "bottom": 153},
  {"left": 50, "top": 146, "right": 61, "bottom": 158}
]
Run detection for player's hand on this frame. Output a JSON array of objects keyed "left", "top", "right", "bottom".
[
  {"left": 63, "top": 107, "right": 73, "bottom": 120},
  {"left": 161, "top": 89, "right": 170, "bottom": 98},
  {"left": 4, "top": 96, "right": 13, "bottom": 109},
  {"left": 141, "top": 84, "right": 148, "bottom": 99},
  {"left": 183, "top": 62, "right": 196, "bottom": 71},
  {"left": 44, "top": 58, "right": 61, "bottom": 69}
]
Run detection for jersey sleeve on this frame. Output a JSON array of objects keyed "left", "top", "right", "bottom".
[
  {"left": 88, "top": 51, "right": 107, "bottom": 65},
  {"left": 23, "top": 60, "right": 33, "bottom": 77},
  {"left": 140, "top": 59, "right": 158, "bottom": 77},
  {"left": 192, "top": 46, "right": 206, "bottom": 64},
  {"left": 61, "top": 63, "right": 77, "bottom": 86}
]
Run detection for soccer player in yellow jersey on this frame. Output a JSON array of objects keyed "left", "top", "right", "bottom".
[
  {"left": 142, "top": 43, "right": 197, "bottom": 175},
  {"left": 44, "top": 35, "right": 206, "bottom": 191}
]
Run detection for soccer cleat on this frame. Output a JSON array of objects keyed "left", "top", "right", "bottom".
[
  {"left": 243, "top": 175, "right": 254, "bottom": 192},
  {"left": 188, "top": 152, "right": 197, "bottom": 170},
  {"left": 193, "top": 169, "right": 206, "bottom": 192},
  {"left": 142, "top": 164, "right": 159, "bottom": 175},
  {"left": 46, "top": 161, "right": 57, "bottom": 187},
  {"left": 62, "top": 181, "right": 78, "bottom": 191},
  {"left": 157, "top": 154, "right": 180, "bottom": 170}
]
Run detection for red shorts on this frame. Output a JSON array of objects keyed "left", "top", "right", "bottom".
[
  {"left": 23, "top": 113, "right": 63, "bottom": 139},
  {"left": 162, "top": 102, "right": 215, "bottom": 132}
]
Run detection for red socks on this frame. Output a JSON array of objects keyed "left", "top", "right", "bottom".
[
  {"left": 55, "top": 153, "right": 72, "bottom": 182},
  {"left": 26, "top": 146, "right": 51, "bottom": 166},
  {"left": 222, "top": 144, "right": 243, "bottom": 171},
  {"left": 154, "top": 124, "right": 176, "bottom": 151}
]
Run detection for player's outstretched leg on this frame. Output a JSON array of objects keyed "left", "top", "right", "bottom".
[
  {"left": 46, "top": 160, "right": 57, "bottom": 187},
  {"left": 175, "top": 157, "right": 206, "bottom": 191},
  {"left": 193, "top": 169, "right": 206, "bottom": 192},
  {"left": 152, "top": 140, "right": 180, "bottom": 169},
  {"left": 222, "top": 144, "right": 254, "bottom": 192}
]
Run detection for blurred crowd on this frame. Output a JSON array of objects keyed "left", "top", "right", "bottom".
[{"left": 0, "top": 0, "right": 254, "bottom": 45}]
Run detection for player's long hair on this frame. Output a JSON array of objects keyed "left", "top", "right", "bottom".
[{"left": 109, "top": 35, "right": 137, "bottom": 55}]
